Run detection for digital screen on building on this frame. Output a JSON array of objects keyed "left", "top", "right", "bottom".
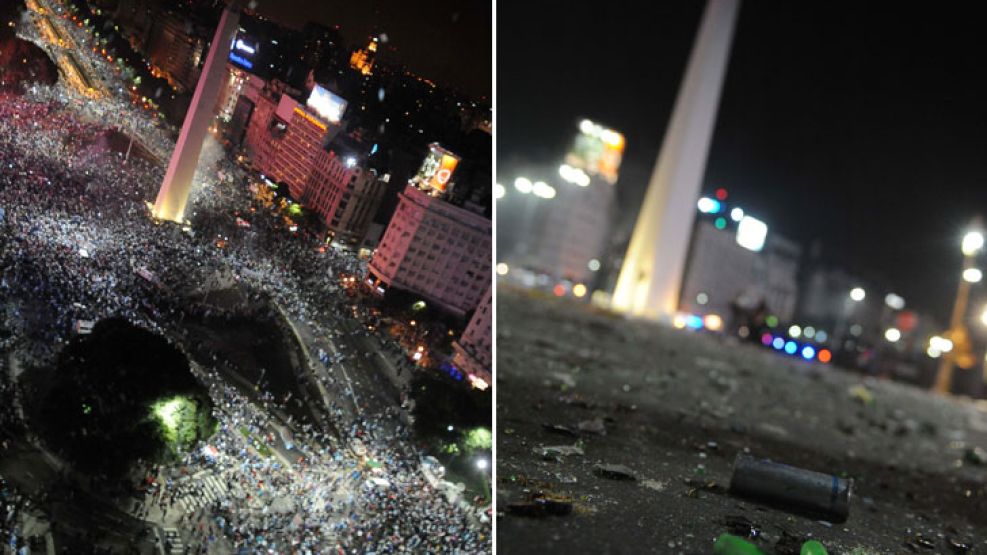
[
  {"left": 564, "top": 119, "right": 625, "bottom": 185},
  {"left": 306, "top": 85, "right": 347, "bottom": 124},
  {"left": 228, "top": 33, "right": 256, "bottom": 70},
  {"left": 415, "top": 143, "right": 460, "bottom": 193}
]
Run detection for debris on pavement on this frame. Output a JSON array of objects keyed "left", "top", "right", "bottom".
[
  {"left": 535, "top": 444, "right": 584, "bottom": 460},
  {"left": 729, "top": 454, "right": 852, "bottom": 522},
  {"left": 963, "top": 446, "right": 987, "bottom": 466},
  {"left": 848, "top": 384, "right": 874, "bottom": 405},
  {"left": 542, "top": 423, "right": 579, "bottom": 437},
  {"left": 578, "top": 417, "right": 607, "bottom": 434},
  {"left": 593, "top": 463, "right": 637, "bottom": 481},
  {"left": 713, "top": 533, "right": 766, "bottom": 555},
  {"left": 507, "top": 494, "right": 574, "bottom": 518}
]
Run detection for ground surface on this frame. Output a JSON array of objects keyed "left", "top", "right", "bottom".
[{"left": 496, "top": 286, "right": 987, "bottom": 554}]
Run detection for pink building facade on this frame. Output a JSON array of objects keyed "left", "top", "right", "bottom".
[
  {"left": 452, "top": 286, "right": 491, "bottom": 389},
  {"left": 368, "top": 185, "right": 491, "bottom": 317}
]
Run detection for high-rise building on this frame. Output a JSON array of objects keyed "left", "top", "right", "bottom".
[
  {"left": 145, "top": 10, "right": 209, "bottom": 92},
  {"left": 678, "top": 219, "right": 801, "bottom": 323},
  {"left": 452, "top": 286, "right": 491, "bottom": 390},
  {"left": 301, "top": 22, "right": 343, "bottom": 71},
  {"left": 367, "top": 184, "right": 491, "bottom": 317},
  {"left": 302, "top": 135, "right": 388, "bottom": 246}
]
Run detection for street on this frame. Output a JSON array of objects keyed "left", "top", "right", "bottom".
[{"left": 497, "top": 287, "right": 987, "bottom": 554}]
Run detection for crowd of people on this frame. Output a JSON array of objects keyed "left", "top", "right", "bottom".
[{"left": 0, "top": 55, "right": 489, "bottom": 552}]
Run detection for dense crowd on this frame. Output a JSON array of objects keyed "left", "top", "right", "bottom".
[{"left": 0, "top": 82, "right": 488, "bottom": 552}]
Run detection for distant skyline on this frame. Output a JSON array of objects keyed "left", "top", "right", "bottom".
[
  {"left": 253, "top": 0, "right": 490, "bottom": 99},
  {"left": 498, "top": 0, "right": 987, "bottom": 323}
]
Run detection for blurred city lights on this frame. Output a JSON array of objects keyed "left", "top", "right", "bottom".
[
  {"left": 558, "top": 163, "right": 591, "bottom": 187},
  {"left": 815, "top": 330, "right": 829, "bottom": 343},
  {"left": 514, "top": 177, "right": 533, "bottom": 194},
  {"left": 714, "top": 217, "right": 727, "bottom": 230},
  {"left": 963, "top": 268, "right": 982, "bottom": 283},
  {"left": 927, "top": 346, "right": 942, "bottom": 359},
  {"left": 981, "top": 306, "right": 987, "bottom": 326},
  {"left": 801, "top": 345, "right": 816, "bottom": 360},
  {"left": 761, "top": 333, "right": 773, "bottom": 346},
  {"left": 772, "top": 337, "right": 785, "bottom": 350},
  {"left": 476, "top": 458, "right": 489, "bottom": 471},
  {"left": 930, "top": 336, "right": 953, "bottom": 353},
  {"left": 884, "top": 293, "right": 905, "bottom": 310},
  {"left": 962, "top": 230, "right": 984, "bottom": 256},
  {"left": 766, "top": 315, "right": 779, "bottom": 328},
  {"left": 788, "top": 325, "right": 801, "bottom": 338},
  {"left": 715, "top": 188, "right": 728, "bottom": 201},
  {"left": 587, "top": 259, "right": 601, "bottom": 272},
  {"left": 730, "top": 207, "right": 744, "bottom": 222},
  {"left": 736, "top": 215, "right": 768, "bottom": 252},
  {"left": 494, "top": 183, "right": 505, "bottom": 199},
  {"left": 685, "top": 315, "right": 704, "bottom": 329},
  {"left": 784, "top": 340, "right": 798, "bottom": 355},
  {"left": 850, "top": 324, "right": 863, "bottom": 336},
  {"left": 496, "top": 263, "right": 509, "bottom": 276},
  {"left": 803, "top": 326, "right": 816, "bottom": 338},
  {"left": 532, "top": 181, "right": 556, "bottom": 199},
  {"left": 818, "top": 349, "right": 832, "bottom": 363},
  {"left": 673, "top": 313, "right": 688, "bottom": 329},
  {"left": 703, "top": 314, "right": 722, "bottom": 331},
  {"left": 572, "top": 283, "right": 588, "bottom": 298},
  {"left": 697, "top": 197, "right": 721, "bottom": 213},
  {"left": 884, "top": 327, "right": 901, "bottom": 342},
  {"left": 552, "top": 284, "right": 565, "bottom": 297},
  {"left": 850, "top": 287, "right": 866, "bottom": 301},
  {"left": 696, "top": 292, "right": 709, "bottom": 305}
]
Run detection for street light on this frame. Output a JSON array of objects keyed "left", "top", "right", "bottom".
[
  {"left": 514, "top": 177, "right": 532, "bottom": 194},
  {"left": 884, "top": 328, "right": 901, "bottom": 342},
  {"left": 936, "top": 219, "right": 985, "bottom": 394},
  {"left": 962, "top": 231, "right": 984, "bottom": 256},
  {"left": 476, "top": 458, "right": 489, "bottom": 471},
  {"left": 850, "top": 287, "right": 866, "bottom": 302}
]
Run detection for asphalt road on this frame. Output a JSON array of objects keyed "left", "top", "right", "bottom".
[{"left": 496, "top": 286, "right": 987, "bottom": 554}]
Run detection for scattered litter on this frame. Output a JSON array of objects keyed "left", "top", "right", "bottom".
[
  {"left": 542, "top": 423, "right": 579, "bottom": 437},
  {"left": 549, "top": 371, "right": 576, "bottom": 388},
  {"left": 729, "top": 454, "right": 852, "bottom": 522},
  {"left": 848, "top": 384, "right": 874, "bottom": 405},
  {"left": 535, "top": 445, "right": 584, "bottom": 460},
  {"left": 640, "top": 479, "right": 667, "bottom": 492},
  {"left": 578, "top": 417, "right": 606, "bottom": 434},
  {"left": 593, "top": 463, "right": 637, "bottom": 481},
  {"left": 714, "top": 533, "right": 766, "bottom": 555},
  {"left": 722, "top": 514, "right": 760, "bottom": 539},
  {"left": 507, "top": 496, "right": 574, "bottom": 518}
]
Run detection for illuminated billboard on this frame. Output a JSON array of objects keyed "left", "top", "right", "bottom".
[
  {"left": 564, "top": 119, "right": 625, "bottom": 184},
  {"left": 306, "top": 85, "right": 347, "bottom": 124},
  {"left": 228, "top": 34, "right": 256, "bottom": 70},
  {"left": 415, "top": 143, "right": 460, "bottom": 193}
]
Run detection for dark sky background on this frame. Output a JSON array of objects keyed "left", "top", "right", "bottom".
[
  {"left": 253, "top": 0, "right": 491, "bottom": 99},
  {"left": 498, "top": 0, "right": 987, "bottom": 323}
]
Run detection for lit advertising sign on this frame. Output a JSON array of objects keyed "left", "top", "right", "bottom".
[
  {"left": 564, "top": 119, "right": 625, "bottom": 184},
  {"left": 228, "top": 33, "right": 256, "bottom": 69},
  {"left": 306, "top": 85, "right": 347, "bottom": 124},
  {"left": 416, "top": 143, "right": 460, "bottom": 193}
]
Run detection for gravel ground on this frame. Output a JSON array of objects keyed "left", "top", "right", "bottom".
[{"left": 496, "top": 286, "right": 987, "bottom": 554}]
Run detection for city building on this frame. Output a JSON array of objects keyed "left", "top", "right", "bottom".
[
  {"left": 145, "top": 10, "right": 209, "bottom": 92},
  {"left": 301, "top": 22, "right": 344, "bottom": 71},
  {"left": 367, "top": 184, "right": 491, "bottom": 317},
  {"left": 679, "top": 218, "right": 801, "bottom": 324},
  {"left": 302, "top": 134, "right": 388, "bottom": 245},
  {"left": 452, "top": 286, "right": 492, "bottom": 389}
]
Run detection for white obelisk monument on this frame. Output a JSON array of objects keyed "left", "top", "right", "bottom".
[
  {"left": 611, "top": 0, "right": 740, "bottom": 318},
  {"left": 152, "top": 2, "right": 241, "bottom": 222}
]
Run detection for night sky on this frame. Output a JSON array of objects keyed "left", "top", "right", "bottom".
[
  {"left": 252, "top": 0, "right": 491, "bottom": 99},
  {"left": 497, "top": 0, "right": 987, "bottom": 322}
]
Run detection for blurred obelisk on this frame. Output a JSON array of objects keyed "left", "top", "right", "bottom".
[
  {"left": 152, "top": 1, "right": 241, "bottom": 222},
  {"left": 611, "top": 0, "right": 740, "bottom": 318}
]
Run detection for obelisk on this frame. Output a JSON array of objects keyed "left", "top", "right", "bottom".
[
  {"left": 611, "top": 0, "right": 740, "bottom": 318},
  {"left": 152, "top": 2, "right": 241, "bottom": 223}
]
